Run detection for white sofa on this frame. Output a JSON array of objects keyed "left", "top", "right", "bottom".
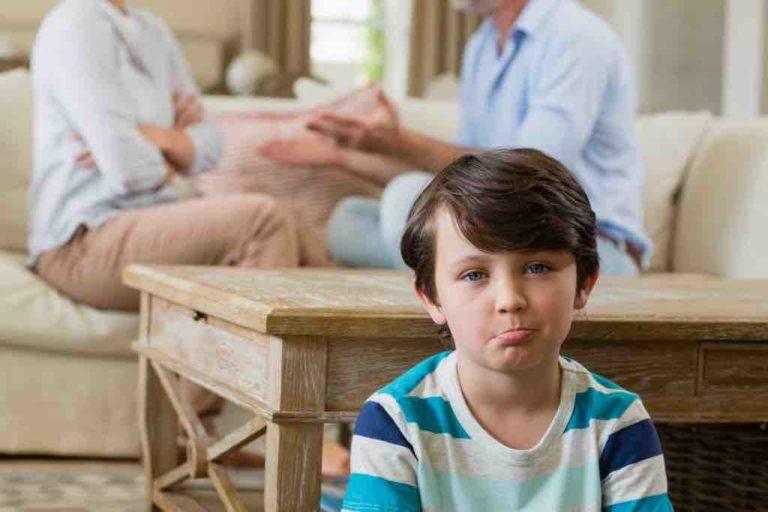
[{"left": 2, "top": 68, "right": 767, "bottom": 457}]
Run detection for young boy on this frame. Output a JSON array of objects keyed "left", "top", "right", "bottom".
[{"left": 341, "top": 149, "right": 672, "bottom": 511}]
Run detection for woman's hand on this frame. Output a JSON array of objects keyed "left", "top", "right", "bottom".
[
  {"left": 258, "top": 134, "right": 348, "bottom": 168},
  {"left": 140, "top": 125, "right": 195, "bottom": 171},
  {"left": 173, "top": 91, "right": 203, "bottom": 130},
  {"left": 306, "top": 89, "right": 402, "bottom": 156},
  {"left": 72, "top": 133, "right": 97, "bottom": 169}
]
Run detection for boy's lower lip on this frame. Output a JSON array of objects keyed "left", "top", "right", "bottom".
[{"left": 494, "top": 329, "right": 534, "bottom": 346}]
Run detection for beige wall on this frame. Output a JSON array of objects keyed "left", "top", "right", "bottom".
[
  {"left": 0, "top": 0, "right": 245, "bottom": 90},
  {"left": 584, "top": 0, "right": 725, "bottom": 114}
]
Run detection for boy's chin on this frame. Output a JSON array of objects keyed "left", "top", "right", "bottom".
[{"left": 484, "top": 346, "right": 554, "bottom": 373}]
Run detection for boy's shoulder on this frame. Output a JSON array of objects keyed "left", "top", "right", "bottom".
[
  {"left": 560, "top": 356, "right": 649, "bottom": 433},
  {"left": 361, "top": 351, "right": 466, "bottom": 438},
  {"left": 378, "top": 350, "right": 454, "bottom": 400}
]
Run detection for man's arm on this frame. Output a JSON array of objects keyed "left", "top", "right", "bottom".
[
  {"left": 258, "top": 134, "right": 415, "bottom": 186},
  {"left": 342, "top": 400, "right": 421, "bottom": 512},
  {"left": 306, "top": 89, "right": 477, "bottom": 174}
]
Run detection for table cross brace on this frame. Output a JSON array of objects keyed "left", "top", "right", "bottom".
[{"left": 148, "top": 361, "right": 268, "bottom": 510}]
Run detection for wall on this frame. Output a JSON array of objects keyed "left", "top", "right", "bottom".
[
  {"left": 0, "top": 0, "right": 244, "bottom": 90},
  {"left": 584, "top": 0, "right": 726, "bottom": 114}
]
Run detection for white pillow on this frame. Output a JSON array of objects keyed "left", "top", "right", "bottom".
[
  {"left": 635, "top": 112, "right": 713, "bottom": 271},
  {"left": 399, "top": 98, "right": 460, "bottom": 144},
  {"left": 0, "top": 69, "right": 32, "bottom": 252},
  {"left": 674, "top": 121, "right": 768, "bottom": 278},
  {"left": 0, "top": 251, "right": 138, "bottom": 357}
]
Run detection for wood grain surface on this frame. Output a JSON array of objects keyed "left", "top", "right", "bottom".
[{"left": 124, "top": 266, "right": 768, "bottom": 340}]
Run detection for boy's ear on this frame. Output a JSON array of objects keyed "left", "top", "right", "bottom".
[
  {"left": 414, "top": 282, "right": 447, "bottom": 326},
  {"left": 574, "top": 271, "right": 599, "bottom": 310}
]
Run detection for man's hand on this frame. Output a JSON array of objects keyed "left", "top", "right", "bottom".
[
  {"left": 306, "top": 88, "right": 402, "bottom": 156},
  {"left": 258, "top": 134, "right": 348, "bottom": 168},
  {"left": 173, "top": 91, "right": 203, "bottom": 130}
]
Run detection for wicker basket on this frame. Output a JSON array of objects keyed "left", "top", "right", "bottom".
[{"left": 656, "top": 423, "right": 768, "bottom": 511}]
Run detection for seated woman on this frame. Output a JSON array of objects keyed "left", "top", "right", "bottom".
[
  {"left": 30, "top": 0, "right": 298, "bottom": 311},
  {"left": 30, "top": 0, "right": 347, "bottom": 478}
]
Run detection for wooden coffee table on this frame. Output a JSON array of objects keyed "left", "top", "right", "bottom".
[{"left": 124, "top": 266, "right": 768, "bottom": 511}]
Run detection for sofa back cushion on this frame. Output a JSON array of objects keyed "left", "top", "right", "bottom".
[
  {"left": 0, "top": 69, "right": 32, "bottom": 252},
  {"left": 674, "top": 121, "right": 768, "bottom": 278},
  {"left": 399, "top": 98, "right": 460, "bottom": 143},
  {"left": 635, "top": 112, "right": 713, "bottom": 270}
]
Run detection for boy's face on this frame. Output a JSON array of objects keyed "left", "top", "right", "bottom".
[{"left": 417, "top": 208, "right": 597, "bottom": 374}]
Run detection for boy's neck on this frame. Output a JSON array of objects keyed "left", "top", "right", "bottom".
[{"left": 456, "top": 354, "right": 561, "bottom": 448}]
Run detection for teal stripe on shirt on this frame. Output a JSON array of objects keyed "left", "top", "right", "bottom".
[
  {"left": 343, "top": 473, "right": 421, "bottom": 512},
  {"left": 603, "top": 493, "right": 674, "bottom": 511},
  {"left": 419, "top": 460, "right": 602, "bottom": 511},
  {"left": 398, "top": 396, "right": 470, "bottom": 439},
  {"left": 382, "top": 351, "right": 451, "bottom": 398},
  {"left": 564, "top": 387, "right": 637, "bottom": 432}
]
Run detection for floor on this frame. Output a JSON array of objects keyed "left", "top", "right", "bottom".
[{"left": 0, "top": 458, "right": 266, "bottom": 511}]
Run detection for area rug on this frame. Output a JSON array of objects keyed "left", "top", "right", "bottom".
[
  {"left": 0, "top": 461, "right": 345, "bottom": 512},
  {"left": 0, "top": 461, "right": 264, "bottom": 511}
]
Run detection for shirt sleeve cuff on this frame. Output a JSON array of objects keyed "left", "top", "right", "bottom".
[{"left": 184, "top": 120, "right": 224, "bottom": 175}]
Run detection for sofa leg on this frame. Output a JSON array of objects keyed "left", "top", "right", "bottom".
[{"left": 138, "top": 356, "right": 179, "bottom": 511}]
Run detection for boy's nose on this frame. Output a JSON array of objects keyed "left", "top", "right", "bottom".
[{"left": 495, "top": 281, "right": 527, "bottom": 313}]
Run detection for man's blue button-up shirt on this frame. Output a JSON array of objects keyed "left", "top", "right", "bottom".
[{"left": 457, "top": 0, "right": 650, "bottom": 262}]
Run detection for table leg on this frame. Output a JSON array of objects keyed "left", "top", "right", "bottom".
[
  {"left": 138, "top": 356, "right": 179, "bottom": 512},
  {"left": 264, "top": 420, "right": 324, "bottom": 511}
]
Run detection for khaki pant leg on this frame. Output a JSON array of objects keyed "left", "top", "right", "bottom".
[{"left": 36, "top": 194, "right": 299, "bottom": 312}]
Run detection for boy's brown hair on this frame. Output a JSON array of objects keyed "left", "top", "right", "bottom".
[{"left": 401, "top": 148, "right": 599, "bottom": 309}]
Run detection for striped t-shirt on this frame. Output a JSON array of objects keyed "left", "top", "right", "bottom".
[{"left": 342, "top": 351, "right": 673, "bottom": 511}]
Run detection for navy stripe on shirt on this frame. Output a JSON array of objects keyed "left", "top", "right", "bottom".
[
  {"left": 354, "top": 401, "right": 416, "bottom": 458},
  {"left": 600, "top": 419, "right": 662, "bottom": 480}
]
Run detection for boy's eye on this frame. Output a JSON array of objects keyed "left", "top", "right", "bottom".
[
  {"left": 461, "top": 270, "right": 486, "bottom": 282},
  {"left": 525, "top": 263, "right": 549, "bottom": 275}
]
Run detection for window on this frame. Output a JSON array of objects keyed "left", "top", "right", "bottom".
[{"left": 310, "top": 0, "right": 389, "bottom": 92}]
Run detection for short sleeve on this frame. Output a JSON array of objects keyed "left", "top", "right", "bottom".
[
  {"left": 342, "top": 400, "right": 421, "bottom": 512},
  {"left": 600, "top": 400, "right": 674, "bottom": 511}
]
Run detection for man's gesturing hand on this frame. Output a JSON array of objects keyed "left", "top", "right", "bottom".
[
  {"left": 306, "top": 88, "right": 402, "bottom": 156},
  {"left": 258, "top": 134, "right": 348, "bottom": 168}
]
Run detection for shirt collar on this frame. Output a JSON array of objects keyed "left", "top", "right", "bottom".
[
  {"left": 97, "top": 1, "right": 147, "bottom": 72},
  {"left": 514, "top": 0, "right": 560, "bottom": 37}
]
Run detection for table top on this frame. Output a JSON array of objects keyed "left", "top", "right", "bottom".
[{"left": 124, "top": 265, "right": 768, "bottom": 340}]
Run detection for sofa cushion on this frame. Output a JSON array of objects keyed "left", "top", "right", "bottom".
[
  {"left": 399, "top": 98, "right": 460, "bottom": 143},
  {"left": 635, "top": 112, "right": 713, "bottom": 271},
  {"left": 0, "top": 251, "right": 138, "bottom": 357},
  {"left": 673, "top": 121, "right": 768, "bottom": 278},
  {"left": 0, "top": 69, "right": 32, "bottom": 252}
]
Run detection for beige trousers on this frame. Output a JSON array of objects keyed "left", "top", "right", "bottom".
[{"left": 36, "top": 193, "right": 301, "bottom": 312}]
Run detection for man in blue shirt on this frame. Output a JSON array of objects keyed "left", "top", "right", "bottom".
[{"left": 277, "top": 0, "right": 650, "bottom": 275}]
